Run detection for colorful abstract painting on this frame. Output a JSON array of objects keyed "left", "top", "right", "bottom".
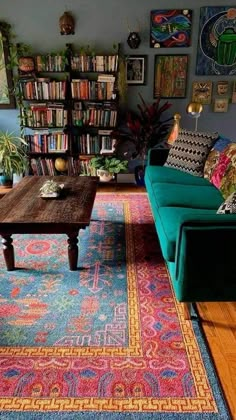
[
  {"left": 196, "top": 7, "right": 236, "bottom": 75},
  {"left": 154, "top": 55, "right": 188, "bottom": 98},
  {"left": 150, "top": 9, "right": 192, "bottom": 48}
]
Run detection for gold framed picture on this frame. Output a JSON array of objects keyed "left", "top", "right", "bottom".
[
  {"left": 213, "top": 98, "right": 229, "bottom": 113},
  {"left": 191, "top": 81, "right": 212, "bottom": 104}
]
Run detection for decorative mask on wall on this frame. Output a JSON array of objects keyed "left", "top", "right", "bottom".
[
  {"left": 59, "top": 11, "right": 75, "bottom": 35},
  {"left": 127, "top": 32, "right": 141, "bottom": 49}
]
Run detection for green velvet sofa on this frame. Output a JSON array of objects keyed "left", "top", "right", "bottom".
[{"left": 145, "top": 146, "right": 236, "bottom": 319}]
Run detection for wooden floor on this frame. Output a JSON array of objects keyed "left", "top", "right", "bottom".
[
  {"left": 1, "top": 182, "right": 235, "bottom": 417},
  {"left": 98, "top": 183, "right": 236, "bottom": 419}
]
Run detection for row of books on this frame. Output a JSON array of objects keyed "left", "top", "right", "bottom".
[
  {"left": 75, "top": 131, "right": 116, "bottom": 155},
  {"left": 25, "top": 133, "right": 69, "bottom": 153},
  {"left": 72, "top": 107, "right": 117, "bottom": 127},
  {"left": 71, "top": 79, "right": 115, "bottom": 101},
  {"left": 19, "top": 80, "right": 67, "bottom": 101},
  {"left": 35, "top": 55, "right": 67, "bottom": 72},
  {"left": 21, "top": 105, "right": 68, "bottom": 128},
  {"left": 70, "top": 54, "right": 118, "bottom": 72},
  {"left": 30, "top": 157, "right": 80, "bottom": 176},
  {"left": 79, "top": 159, "right": 97, "bottom": 176}
]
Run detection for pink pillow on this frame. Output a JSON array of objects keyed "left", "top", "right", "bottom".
[{"left": 211, "top": 153, "right": 231, "bottom": 189}]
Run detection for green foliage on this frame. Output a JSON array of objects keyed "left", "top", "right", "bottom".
[
  {"left": 0, "top": 131, "right": 28, "bottom": 176},
  {"left": 89, "top": 155, "right": 128, "bottom": 174},
  {"left": 113, "top": 94, "right": 173, "bottom": 160}
]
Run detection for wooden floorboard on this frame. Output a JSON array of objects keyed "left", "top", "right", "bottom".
[{"left": 98, "top": 183, "right": 236, "bottom": 419}]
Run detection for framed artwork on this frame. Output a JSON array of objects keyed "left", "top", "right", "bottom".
[
  {"left": 196, "top": 7, "right": 236, "bottom": 75},
  {"left": 191, "top": 81, "right": 212, "bottom": 104},
  {"left": 126, "top": 55, "right": 147, "bottom": 85},
  {"left": 0, "top": 25, "right": 15, "bottom": 109},
  {"left": 213, "top": 98, "right": 229, "bottom": 113},
  {"left": 154, "top": 55, "right": 188, "bottom": 98},
  {"left": 150, "top": 9, "right": 192, "bottom": 48},
  {"left": 216, "top": 81, "right": 229, "bottom": 95},
  {"left": 232, "top": 81, "right": 236, "bottom": 103}
]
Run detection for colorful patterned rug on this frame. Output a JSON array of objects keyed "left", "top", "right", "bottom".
[{"left": 0, "top": 193, "right": 230, "bottom": 419}]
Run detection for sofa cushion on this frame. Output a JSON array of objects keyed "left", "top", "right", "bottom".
[
  {"left": 204, "top": 135, "right": 232, "bottom": 181},
  {"left": 151, "top": 183, "right": 223, "bottom": 209},
  {"left": 157, "top": 207, "right": 217, "bottom": 261},
  {"left": 164, "top": 129, "right": 219, "bottom": 177},
  {"left": 217, "top": 192, "right": 236, "bottom": 214},
  {"left": 217, "top": 143, "right": 236, "bottom": 199},
  {"left": 145, "top": 165, "right": 213, "bottom": 186}
]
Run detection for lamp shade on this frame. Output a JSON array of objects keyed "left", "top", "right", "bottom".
[
  {"left": 186, "top": 102, "right": 203, "bottom": 117},
  {"left": 186, "top": 102, "right": 203, "bottom": 131}
]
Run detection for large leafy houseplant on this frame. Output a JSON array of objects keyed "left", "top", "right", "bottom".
[
  {"left": 113, "top": 93, "right": 173, "bottom": 163},
  {"left": 0, "top": 131, "right": 28, "bottom": 184},
  {"left": 89, "top": 156, "right": 128, "bottom": 181}
]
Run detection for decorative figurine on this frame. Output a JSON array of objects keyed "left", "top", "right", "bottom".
[
  {"left": 59, "top": 11, "right": 75, "bottom": 35},
  {"left": 127, "top": 32, "right": 141, "bottom": 49}
]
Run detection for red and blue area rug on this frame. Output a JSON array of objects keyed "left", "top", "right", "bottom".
[{"left": 0, "top": 193, "right": 230, "bottom": 419}]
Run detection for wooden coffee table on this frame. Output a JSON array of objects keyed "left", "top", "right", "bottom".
[{"left": 0, "top": 176, "right": 98, "bottom": 271}]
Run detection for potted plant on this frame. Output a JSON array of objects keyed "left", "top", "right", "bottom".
[
  {"left": 114, "top": 94, "right": 173, "bottom": 159},
  {"left": 112, "top": 94, "right": 173, "bottom": 183},
  {"left": 89, "top": 155, "right": 128, "bottom": 182},
  {"left": 0, "top": 130, "right": 28, "bottom": 187}
]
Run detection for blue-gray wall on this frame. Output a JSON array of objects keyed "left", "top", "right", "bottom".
[{"left": 1, "top": 0, "right": 236, "bottom": 137}]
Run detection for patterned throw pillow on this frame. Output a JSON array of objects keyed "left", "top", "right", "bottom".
[
  {"left": 164, "top": 129, "right": 219, "bottom": 177},
  {"left": 217, "top": 192, "right": 236, "bottom": 214},
  {"left": 218, "top": 143, "right": 236, "bottom": 199},
  {"left": 204, "top": 135, "right": 232, "bottom": 182}
]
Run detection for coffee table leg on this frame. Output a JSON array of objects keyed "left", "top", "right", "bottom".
[
  {"left": 67, "top": 232, "right": 79, "bottom": 271},
  {"left": 1, "top": 235, "right": 15, "bottom": 271}
]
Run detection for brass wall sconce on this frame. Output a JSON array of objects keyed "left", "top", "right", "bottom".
[
  {"left": 186, "top": 102, "right": 203, "bottom": 131},
  {"left": 59, "top": 11, "right": 75, "bottom": 35}
]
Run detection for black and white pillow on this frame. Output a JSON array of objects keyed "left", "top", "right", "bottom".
[
  {"left": 164, "top": 129, "right": 219, "bottom": 177},
  {"left": 217, "top": 192, "right": 236, "bottom": 214}
]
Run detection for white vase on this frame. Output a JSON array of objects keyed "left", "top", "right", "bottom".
[
  {"left": 13, "top": 173, "right": 23, "bottom": 186},
  {"left": 97, "top": 169, "right": 114, "bottom": 182}
]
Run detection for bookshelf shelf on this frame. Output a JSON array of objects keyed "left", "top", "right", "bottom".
[{"left": 18, "top": 45, "right": 120, "bottom": 178}]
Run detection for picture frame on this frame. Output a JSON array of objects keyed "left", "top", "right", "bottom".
[
  {"left": 191, "top": 81, "right": 212, "bottom": 104},
  {"left": 126, "top": 55, "right": 147, "bottom": 85},
  {"left": 213, "top": 98, "right": 229, "bottom": 113},
  {"left": 150, "top": 9, "right": 193, "bottom": 48},
  {"left": 154, "top": 55, "right": 188, "bottom": 98},
  {"left": 0, "top": 25, "right": 16, "bottom": 109},
  {"left": 232, "top": 81, "right": 236, "bottom": 104},
  {"left": 196, "top": 7, "right": 236, "bottom": 75}
]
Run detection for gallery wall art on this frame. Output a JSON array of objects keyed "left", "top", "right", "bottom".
[
  {"left": 191, "top": 81, "right": 213, "bottom": 104},
  {"left": 196, "top": 6, "right": 236, "bottom": 75},
  {"left": 154, "top": 55, "right": 188, "bottom": 98},
  {"left": 0, "top": 26, "right": 15, "bottom": 109},
  {"left": 125, "top": 55, "right": 147, "bottom": 85},
  {"left": 150, "top": 9, "right": 192, "bottom": 48}
]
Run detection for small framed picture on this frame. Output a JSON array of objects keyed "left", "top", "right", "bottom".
[
  {"left": 232, "top": 81, "right": 236, "bottom": 104},
  {"left": 154, "top": 54, "right": 188, "bottom": 98},
  {"left": 126, "top": 55, "right": 147, "bottom": 85},
  {"left": 192, "top": 81, "right": 212, "bottom": 104},
  {"left": 217, "top": 81, "right": 229, "bottom": 96},
  {"left": 213, "top": 98, "right": 229, "bottom": 113}
]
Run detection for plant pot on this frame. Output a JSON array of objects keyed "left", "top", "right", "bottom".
[
  {"left": 97, "top": 169, "right": 114, "bottom": 182},
  {"left": 0, "top": 175, "right": 13, "bottom": 188},
  {"left": 134, "top": 165, "right": 145, "bottom": 186}
]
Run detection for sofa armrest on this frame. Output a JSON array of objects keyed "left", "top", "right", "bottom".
[
  {"left": 147, "top": 147, "right": 170, "bottom": 166},
  {"left": 174, "top": 215, "right": 236, "bottom": 301}
]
